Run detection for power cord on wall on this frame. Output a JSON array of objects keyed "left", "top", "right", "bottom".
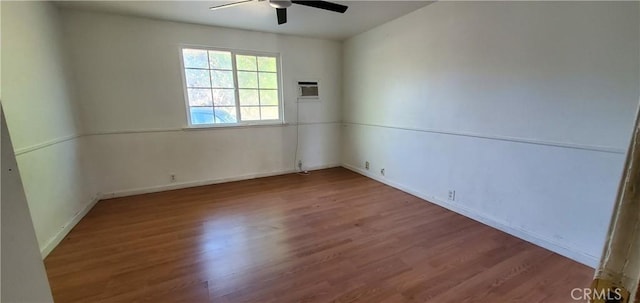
[{"left": 294, "top": 98, "right": 310, "bottom": 176}]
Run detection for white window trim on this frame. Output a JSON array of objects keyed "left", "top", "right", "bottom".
[{"left": 179, "top": 45, "right": 285, "bottom": 129}]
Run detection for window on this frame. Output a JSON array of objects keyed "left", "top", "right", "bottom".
[{"left": 180, "top": 47, "right": 282, "bottom": 126}]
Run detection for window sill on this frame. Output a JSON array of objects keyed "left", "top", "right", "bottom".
[{"left": 183, "top": 121, "right": 289, "bottom": 131}]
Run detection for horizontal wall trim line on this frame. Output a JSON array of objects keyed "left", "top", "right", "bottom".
[
  {"left": 14, "top": 134, "right": 82, "bottom": 156},
  {"left": 13, "top": 121, "right": 341, "bottom": 155},
  {"left": 87, "top": 121, "right": 341, "bottom": 136},
  {"left": 343, "top": 122, "right": 626, "bottom": 154}
]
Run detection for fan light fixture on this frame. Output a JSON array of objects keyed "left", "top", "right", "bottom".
[
  {"left": 209, "top": 0, "right": 348, "bottom": 25},
  {"left": 268, "top": 0, "right": 292, "bottom": 9}
]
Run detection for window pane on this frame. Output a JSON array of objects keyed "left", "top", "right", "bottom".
[
  {"left": 237, "top": 71, "right": 258, "bottom": 88},
  {"left": 260, "top": 106, "right": 279, "bottom": 120},
  {"left": 209, "top": 51, "right": 232, "bottom": 70},
  {"left": 190, "top": 107, "right": 214, "bottom": 124},
  {"left": 211, "top": 70, "right": 234, "bottom": 88},
  {"left": 239, "top": 89, "right": 259, "bottom": 106},
  {"left": 187, "top": 89, "right": 213, "bottom": 106},
  {"left": 240, "top": 107, "right": 260, "bottom": 121},
  {"left": 259, "top": 90, "right": 278, "bottom": 106},
  {"left": 183, "top": 50, "right": 281, "bottom": 126},
  {"left": 212, "top": 89, "right": 235, "bottom": 106},
  {"left": 236, "top": 55, "right": 257, "bottom": 71},
  {"left": 258, "top": 72, "right": 278, "bottom": 89},
  {"left": 183, "top": 49, "right": 209, "bottom": 68},
  {"left": 257, "top": 57, "right": 277, "bottom": 72},
  {"left": 185, "top": 69, "right": 211, "bottom": 87},
  {"left": 214, "top": 107, "right": 237, "bottom": 123}
]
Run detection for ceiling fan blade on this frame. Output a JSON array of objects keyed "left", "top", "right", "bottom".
[
  {"left": 276, "top": 8, "right": 287, "bottom": 25},
  {"left": 209, "top": 0, "right": 253, "bottom": 10},
  {"left": 291, "top": 1, "right": 348, "bottom": 13}
]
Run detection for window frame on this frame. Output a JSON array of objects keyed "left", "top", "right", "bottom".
[{"left": 179, "top": 45, "right": 285, "bottom": 128}]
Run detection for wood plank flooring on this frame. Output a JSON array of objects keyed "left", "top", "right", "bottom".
[{"left": 44, "top": 168, "right": 592, "bottom": 302}]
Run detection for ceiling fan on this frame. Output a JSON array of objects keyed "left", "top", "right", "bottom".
[{"left": 209, "top": 0, "right": 349, "bottom": 25}]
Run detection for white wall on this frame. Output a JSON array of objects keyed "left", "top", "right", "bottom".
[
  {"left": 342, "top": 1, "right": 640, "bottom": 267},
  {"left": 6, "top": 1, "right": 632, "bottom": 269},
  {"left": 60, "top": 9, "right": 342, "bottom": 196},
  {"left": 1, "top": 1, "right": 98, "bottom": 256},
  {"left": 0, "top": 3, "right": 342, "bottom": 257},
  {"left": 1, "top": 108, "right": 55, "bottom": 303}
]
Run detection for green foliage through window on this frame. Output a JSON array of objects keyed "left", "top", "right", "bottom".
[{"left": 181, "top": 48, "right": 281, "bottom": 125}]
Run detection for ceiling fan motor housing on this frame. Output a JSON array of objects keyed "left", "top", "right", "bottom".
[
  {"left": 269, "top": 0, "right": 292, "bottom": 9},
  {"left": 211, "top": 0, "right": 348, "bottom": 25}
]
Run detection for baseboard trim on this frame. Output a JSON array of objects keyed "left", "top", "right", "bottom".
[
  {"left": 101, "top": 164, "right": 341, "bottom": 200},
  {"left": 341, "top": 163, "right": 599, "bottom": 268},
  {"left": 40, "top": 164, "right": 340, "bottom": 257},
  {"left": 40, "top": 194, "right": 101, "bottom": 258}
]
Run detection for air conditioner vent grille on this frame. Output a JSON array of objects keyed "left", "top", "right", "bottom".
[{"left": 298, "top": 81, "right": 319, "bottom": 99}]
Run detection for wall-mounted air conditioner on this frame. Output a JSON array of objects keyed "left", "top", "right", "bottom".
[{"left": 297, "top": 81, "right": 319, "bottom": 100}]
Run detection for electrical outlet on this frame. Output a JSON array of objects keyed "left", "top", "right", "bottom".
[
  {"left": 170, "top": 174, "right": 176, "bottom": 183},
  {"left": 380, "top": 168, "right": 385, "bottom": 176},
  {"left": 365, "top": 161, "right": 370, "bottom": 170},
  {"left": 448, "top": 190, "right": 456, "bottom": 201}
]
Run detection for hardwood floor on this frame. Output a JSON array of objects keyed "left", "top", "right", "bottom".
[{"left": 45, "top": 168, "right": 592, "bottom": 302}]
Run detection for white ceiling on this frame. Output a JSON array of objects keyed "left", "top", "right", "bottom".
[{"left": 55, "top": 1, "right": 431, "bottom": 40}]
